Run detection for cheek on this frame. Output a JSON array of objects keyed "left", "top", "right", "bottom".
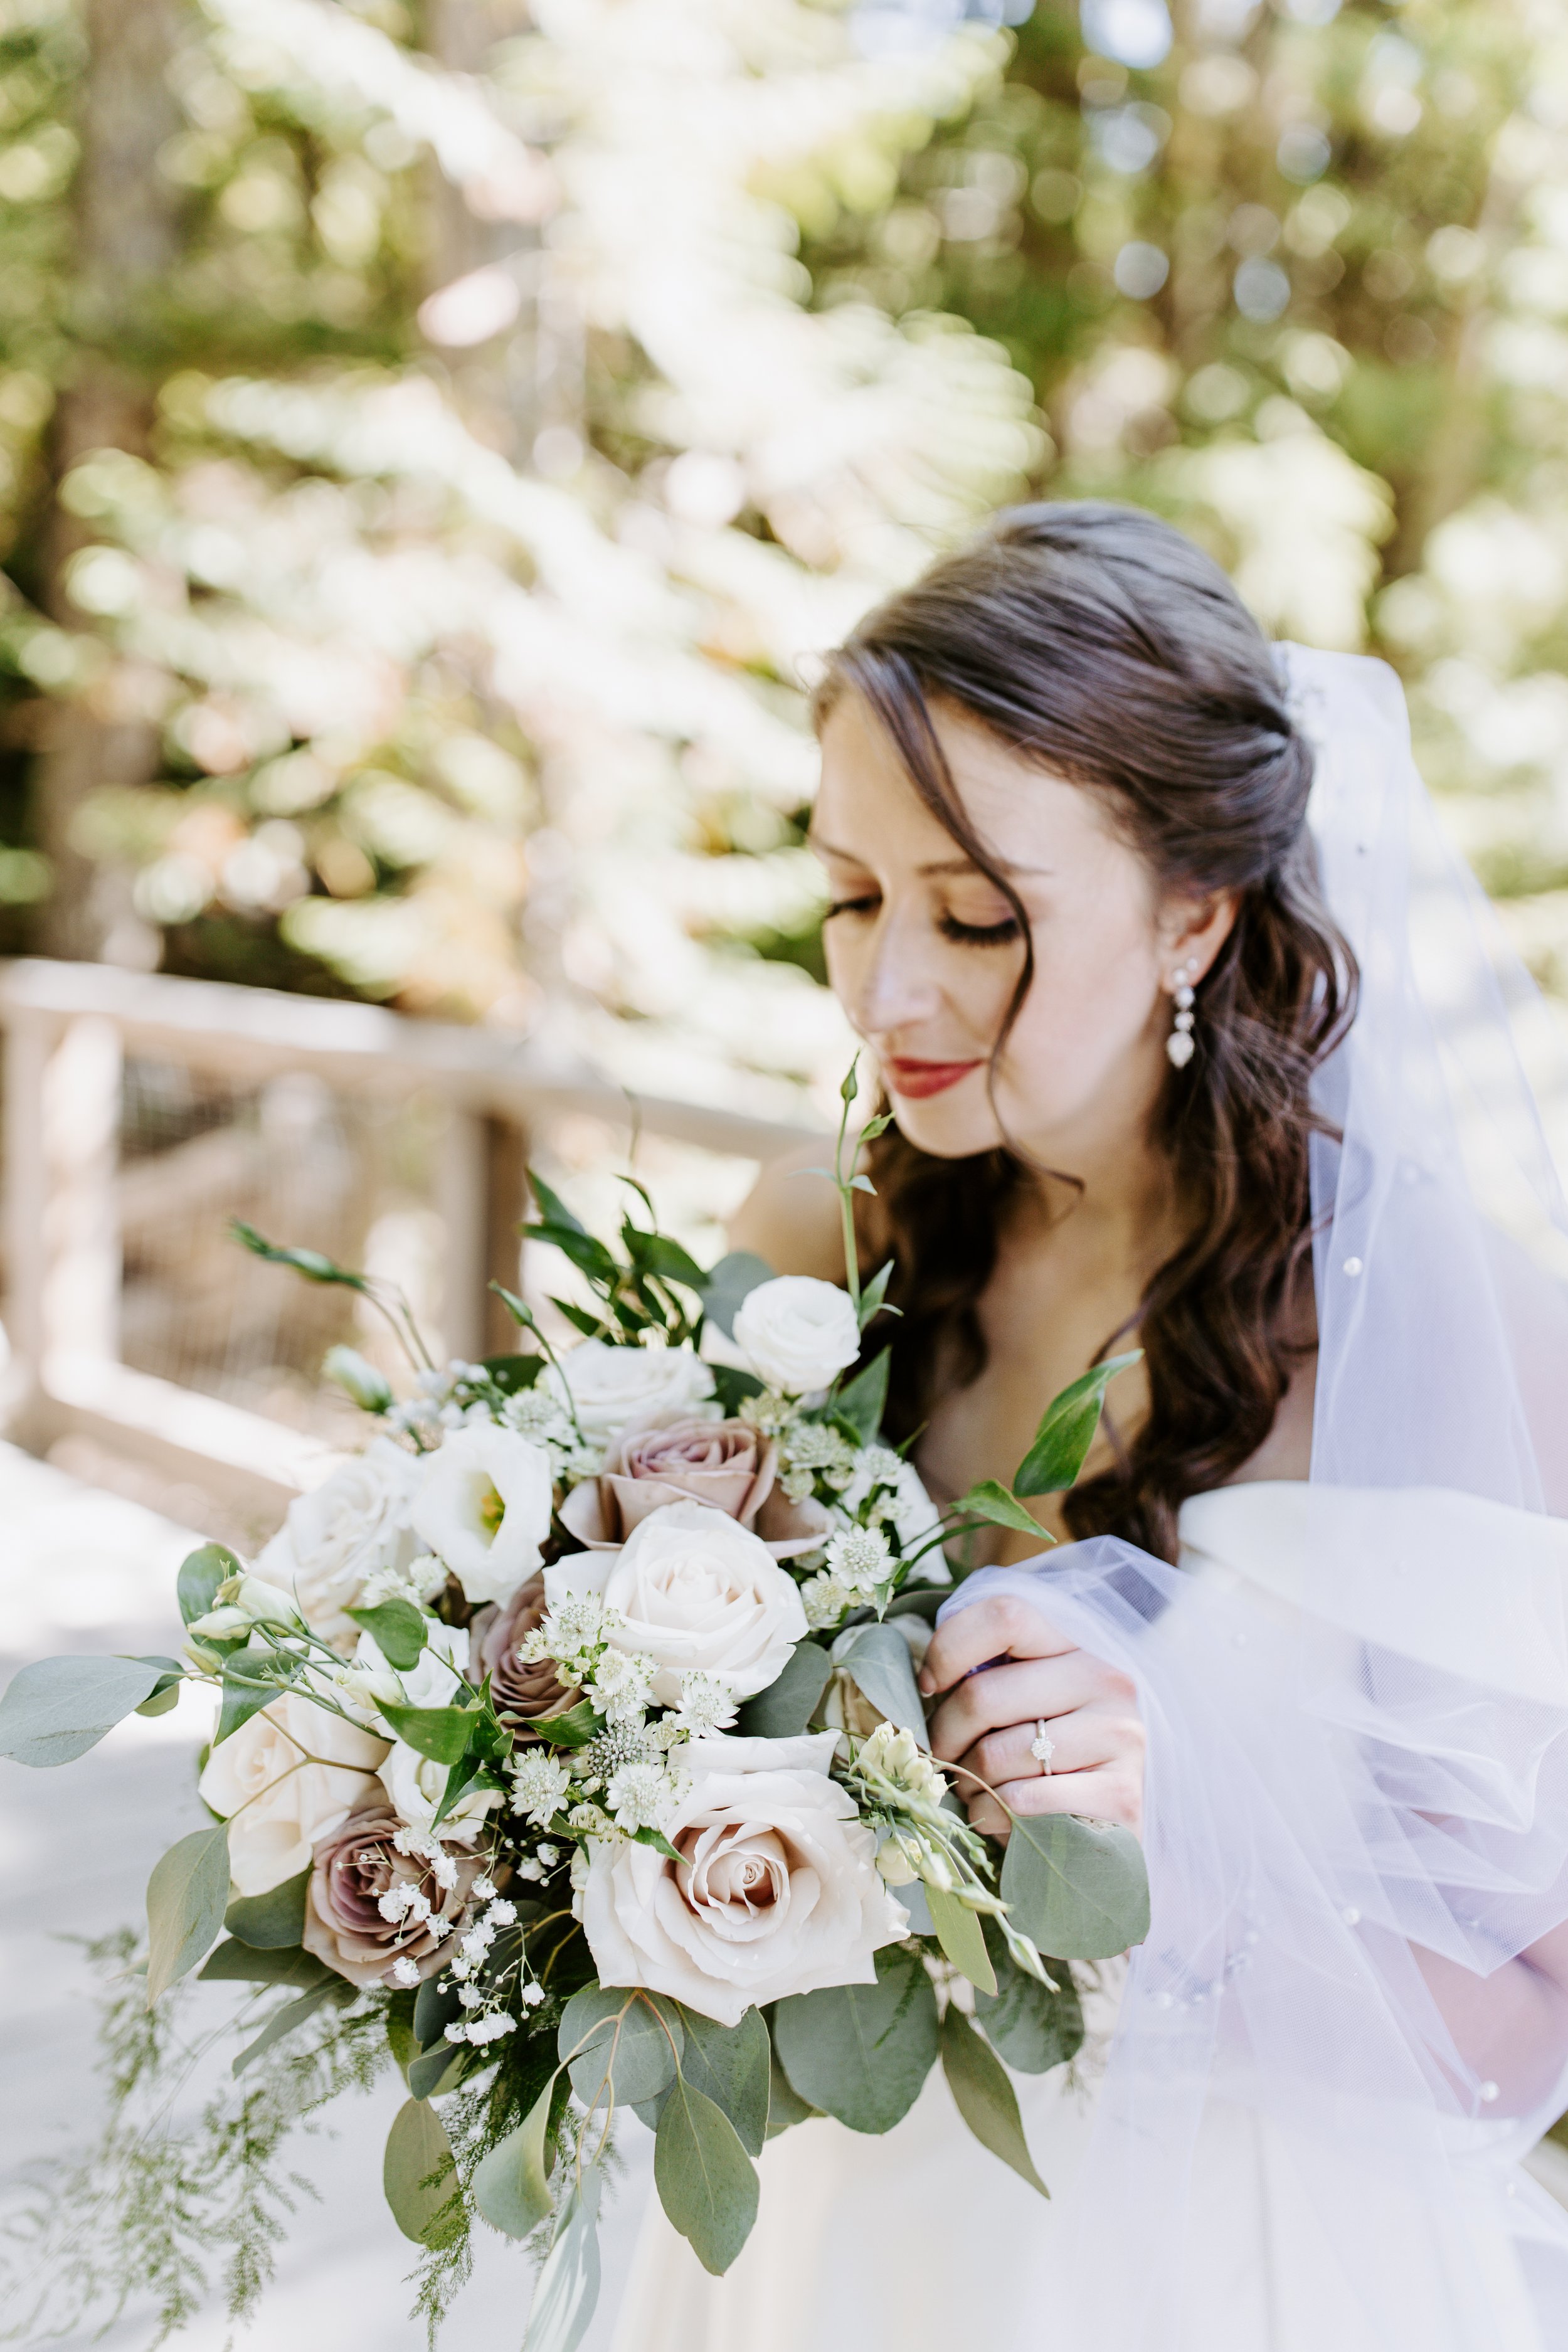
[{"left": 999, "top": 921, "right": 1160, "bottom": 1112}]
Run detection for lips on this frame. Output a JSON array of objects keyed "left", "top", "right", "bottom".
[{"left": 885, "top": 1057, "right": 983, "bottom": 1101}]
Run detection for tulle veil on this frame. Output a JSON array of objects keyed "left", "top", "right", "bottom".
[{"left": 942, "top": 645, "right": 1568, "bottom": 2349}]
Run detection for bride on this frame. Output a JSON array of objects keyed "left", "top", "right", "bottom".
[{"left": 610, "top": 502, "right": 1568, "bottom": 2349}]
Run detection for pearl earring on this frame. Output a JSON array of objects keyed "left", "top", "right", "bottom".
[{"left": 1167, "top": 960, "right": 1198, "bottom": 1069}]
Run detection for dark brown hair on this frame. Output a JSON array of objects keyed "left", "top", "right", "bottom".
[{"left": 815, "top": 501, "right": 1355, "bottom": 1562}]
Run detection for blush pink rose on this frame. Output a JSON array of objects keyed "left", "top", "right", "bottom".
[
  {"left": 559, "top": 1417, "right": 783, "bottom": 1548},
  {"left": 303, "top": 1805, "right": 494, "bottom": 1989}
]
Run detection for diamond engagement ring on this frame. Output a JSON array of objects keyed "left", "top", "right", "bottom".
[{"left": 1030, "top": 1720, "right": 1056, "bottom": 1772}]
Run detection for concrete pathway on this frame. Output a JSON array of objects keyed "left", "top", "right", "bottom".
[{"left": 0, "top": 1443, "right": 652, "bottom": 2351}]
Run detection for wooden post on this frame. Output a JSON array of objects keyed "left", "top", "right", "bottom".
[
  {"left": 3, "top": 1007, "right": 53, "bottom": 1427},
  {"left": 42, "top": 1013, "right": 122, "bottom": 1364},
  {"left": 483, "top": 1114, "right": 530, "bottom": 1353},
  {"left": 435, "top": 1103, "right": 487, "bottom": 1364}
]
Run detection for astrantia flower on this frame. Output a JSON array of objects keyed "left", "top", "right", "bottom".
[
  {"left": 411, "top": 1425, "right": 553, "bottom": 1607},
  {"left": 824, "top": 1522, "right": 894, "bottom": 1598},
  {"left": 509, "top": 1750, "right": 571, "bottom": 1828},
  {"left": 588, "top": 1646, "right": 656, "bottom": 1724},
  {"left": 606, "top": 1759, "right": 675, "bottom": 1834},
  {"left": 801, "top": 1572, "right": 854, "bottom": 1631},
  {"left": 672, "top": 1670, "right": 738, "bottom": 1738}
]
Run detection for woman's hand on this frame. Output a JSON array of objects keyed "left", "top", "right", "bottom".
[{"left": 918, "top": 1595, "right": 1145, "bottom": 1841}]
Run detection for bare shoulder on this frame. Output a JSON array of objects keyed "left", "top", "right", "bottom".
[{"left": 729, "top": 1139, "right": 846, "bottom": 1280}]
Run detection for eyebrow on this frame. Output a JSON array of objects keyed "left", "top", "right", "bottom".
[{"left": 808, "top": 835, "right": 1052, "bottom": 880}]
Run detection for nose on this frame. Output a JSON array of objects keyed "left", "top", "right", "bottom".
[{"left": 845, "top": 906, "right": 943, "bottom": 1044}]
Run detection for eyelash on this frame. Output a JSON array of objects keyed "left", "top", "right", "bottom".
[{"left": 824, "top": 897, "right": 1022, "bottom": 949}]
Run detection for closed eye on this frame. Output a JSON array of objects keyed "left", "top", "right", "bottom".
[
  {"left": 938, "top": 910, "right": 1023, "bottom": 947},
  {"left": 824, "top": 894, "right": 879, "bottom": 921}
]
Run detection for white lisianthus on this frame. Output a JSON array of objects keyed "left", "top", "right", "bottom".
[
  {"left": 731, "top": 1276, "right": 862, "bottom": 1397},
  {"left": 553, "top": 1500, "right": 807, "bottom": 1708},
  {"left": 252, "top": 1439, "right": 425, "bottom": 1651},
  {"left": 410, "top": 1424, "right": 553, "bottom": 1606},
  {"left": 580, "top": 1730, "right": 908, "bottom": 2028},
  {"left": 379, "top": 1742, "right": 501, "bottom": 1841},
  {"left": 198, "top": 1690, "right": 389, "bottom": 1897},
  {"left": 543, "top": 1338, "right": 716, "bottom": 1444}
]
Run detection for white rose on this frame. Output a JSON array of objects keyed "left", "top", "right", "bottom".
[
  {"left": 253, "top": 1439, "right": 424, "bottom": 1651},
  {"left": 580, "top": 1730, "right": 908, "bottom": 2027},
  {"left": 379, "top": 1741, "right": 501, "bottom": 1842},
  {"left": 544, "top": 1337, "right": 716, "bottom": 1444},
  {"left": 551, "top": 1500, "right": 807, "bottom": 1708},
  {"left": 360, "top": 1621, "right": 500, "bottom": 1843},
  {"left": 410, "top": 1424, "right": 553, "bottom": 1606},
  {"left": 731, "top": 1276, "right": 862, "bottom": 1397},
  {"left": 197, "top": 1689, "right": 389, "bottom": 1899}
]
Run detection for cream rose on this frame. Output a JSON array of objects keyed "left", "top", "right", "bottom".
[
  {"left": 252, "top": 1439, "right": 423, "bottom": 1651},
  {"left": 543, "top": 1337, "right": 716, "bottom": 1444},
  {"left": 580, "top": 1731, "right": 908, "bottom": 2027},
  {"left": 365, "top": 1622, "right": 502, "bottom": 1841},
  {"left": 549, "top": 1500, "right": 807, "bottom": 1707},
  {"left": 731, "top": 1275, "right": 862, "bottom": 1397},
  {"left": 410, "top": 1423, "right": 553, "bottom": 1606},
  {"left": 198, "top": 1688, "right": 389, "bottom": 1899}
]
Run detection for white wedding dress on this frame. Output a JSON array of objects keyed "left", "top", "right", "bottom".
[{"left": 611, "top": 1481, "right": 1568, "bottom": 2352}]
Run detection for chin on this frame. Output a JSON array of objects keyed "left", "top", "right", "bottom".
[{"left": 885, "top": 1080, "right": 1005, "bottom": 1160}]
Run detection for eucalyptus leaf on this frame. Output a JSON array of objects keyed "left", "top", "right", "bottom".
[
  {"left": 673, "top": 2005, "right": 770, "bottom": 2158},
  {"left": 387, "top": 1988, "right": 418, "bottom": 2079},
  {"left": 473, "top": 2075, "right": 557, "bottom": 2238},
  {"left": 736, "top": 1640, "right": 832, "bottom": 1738},
  {"left": 654, "top": 2079, "right": 759, "bottom": 2276},
  {"left": 773, "top": 1944, "right": 939, "bottom": 2134},
  {"left": 146, "top": 1823, "right": 231, "bottom": 2005},
  {"left": 939, "top": 2006, "right": 1048, "bottom": 2196},
  {"left": 558, "top": 1985, "right": 682, "bottom": 2109},
  {"left": 763, "top": 2046, "right": 819, "bottom": 2140},
  {"left": 831, "top": 1622, "right": 926, "bottom": 1743},
  {"left": 232, "top": 1978, "right": 349, "bottom": 2075},
  {"left": 1013, "top": 1353, "right": 1142, "bottom": 1496},
  {"left": 975, "top": 1926, "right": 1084, "bottom": 2075},
  {"left": 225, "top": 1865, "right": 310, "bottom": 1949},
  {"left": 925, "top": 1885, "right": 997, "bottom": 1995},
  {"left": 345, "top": 1597, "right": 428, "bottom": 1671},
  {"left": 200, "top": 1939, "right": 330, "bottom": 1989},
  {"left": 522, "top": 2167, "right": 602, "bottom": 2352},
  {"left": 0, "top": 1654, "right": 168, "bottom": 1766},
  {"left": 374, "top": 1698, "right": 477, "bottom": 1765},
  {"left": 413, "top": 1967, "right": 465, "bottom": 2052},
  {"left": 698, "top": 1249, "right": 774, "bottom": 1338},
  {"left": 135, "top": 1680, "right": 181, "bottom": 1719},
  {"left": 834, "top": 1347, "right": 889, "bottom": 1445},
  {"left": 215, "top": 1646, "right": 289, "bottom": 1745},
  {"left": 177, "top": 1544, "right": 242, "bottom": 1627},
  {"left": 1000, "top": 1813, "right": 1151, "bottom": 1961},
  {"left": 951, "top": 1480, "right": 1054, "bottom": 1543},
  {"left": 408, "top": 2041, "right": 472, "bottom": 2101},
  {"left": 383, "top": 2097, "right": 458, "bottom": 2246}
]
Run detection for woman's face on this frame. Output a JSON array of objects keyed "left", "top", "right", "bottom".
[{"left": 812, "top": 691, "right": 1210, "bottom": 1165}]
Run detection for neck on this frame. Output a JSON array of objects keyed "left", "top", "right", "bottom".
[{"left": 1009, "top": 1048, "right": 1184, "bottom": 1275}]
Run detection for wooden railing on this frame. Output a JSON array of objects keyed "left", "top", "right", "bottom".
[{"left": 0, "top": 959, "right": 813, "bottom": 1517}]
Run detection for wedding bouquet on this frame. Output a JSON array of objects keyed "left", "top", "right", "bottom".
[{"left": 0, "top": 1068, "right": 1147, "bottom": 2350}]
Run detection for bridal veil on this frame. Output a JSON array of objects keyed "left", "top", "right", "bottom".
[{"left": 945, "top": 645, "right": 1568, "bottom": 2349}]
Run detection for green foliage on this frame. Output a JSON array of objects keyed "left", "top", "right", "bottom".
[
  {"left": 0, "top": 1653, "right": 171, "bottom": 1765},
  {"left": 939, "top": 2006, "right": 1048, "bottom": 2197},
  {"left": 925, "top": 1884, "right": 999, "bottom": 1995},
  {"left": 223, "top": 1867, "right": 310, "bottom": 1950},
  {"left": 673, "top": 2006, "right": 771, "bottom": 2160},
  {"left": 833, "top": 1347, "right": 891, "bottom": 1445},
  {"left": 830, "top": 1622, "right": 927, "bottom": 1742},
  {"left": 1013, "top": 1353, "right": 1143, "bottom": 1496},
  {"left": 1000, "top": 1811, "right": 1152, "bottom": 1961},
  {"left": 557, "top": 1986, "right": 683, "bottom": 2111},
  {"left": 772, "top": 1944, "right": 940, "bottom": 2134},
  {"left": 653, "top": 2079, "right": 760, "bottom": 2277},
  {"left": 735, "top": 1638, "right": 832, "bottom": 1737},
  {"left": 975, "top": 1922, "right": 1086, "bottom": 2074},
  {"left": 344, "top": 1595, "right": 429, "bottom": 1671},
  {"left": 384, "top": 2099, "right": 461, "bottom": 2248},
  {"left": 145, "top": 1825, "right": 230, "bottom": 2004},
  {"left": 472, "top": 2079, "right": 557, "bottom": 2240}
]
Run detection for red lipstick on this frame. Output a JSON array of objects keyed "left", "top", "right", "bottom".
[{"left": 885, "top": 1057, "right": 983, "bottom": 1101}]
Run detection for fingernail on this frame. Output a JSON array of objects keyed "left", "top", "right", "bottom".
[{"left": 916, "top": 1670, "right": 934, "bottom": 1695}]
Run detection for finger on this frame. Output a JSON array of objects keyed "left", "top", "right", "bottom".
[
  {"left": 975, "top": 1764, "right": 1143, "bottom": 1836},
  {"left": 928, "top": 1652, "right": 1110, "bottom": 1763},
  {"left": 963, "top": 1790, "right": 1012, "bottom": 1841},
  {"left": 919, "top": 1594, "right": 1078, "bottom": 1698},
  {"left": 955, "top": 1702, "right": 1138, "bottom": 1793}
]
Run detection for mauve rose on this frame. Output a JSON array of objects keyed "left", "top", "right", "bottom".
[
  {"left": 558, "top": 1417, "right": 778, "bottom": 1549},
  {"left": 303, "top": 1804, "right": 492, "bottom": 1989},
  {"left": 469, "top": 1572, "right": 583, "bottom": 1735}
]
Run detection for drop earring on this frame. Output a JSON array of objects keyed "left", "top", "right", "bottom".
[{"left": 1167, "top": 960, "right": 1198, "bottom": 1069}]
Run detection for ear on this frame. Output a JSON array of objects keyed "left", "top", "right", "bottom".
[{"left": 1156, "top": 891, "right": 1238, "bottom": 987}]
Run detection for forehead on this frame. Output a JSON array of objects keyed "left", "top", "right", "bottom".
[{"left": 813, "top": 689, "right": 1121, "bottom": 873}]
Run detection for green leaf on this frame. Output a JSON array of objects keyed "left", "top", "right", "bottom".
[
  {"left": 925, "top": 1885, "right": 997, "bottom": 1995},
  {"left": 408, "top": 2041, "right": 472, "bottom": 2101},
  {"left": 231, "top": 1221, "right": 368, "bottom": 1291},
  {"left": 832, "top": 1622, "right": 926, "bottom": 1742},
  {"left": 177, "top": 1544, "right": 243, "bottom": 1628},
  {"left": 135, "top": 1678, "right": 182, "bottom": 1719},
  {"left": 1000, "top": 1813, "right": 1151, "bottom": 1960},
  {"left": 224, "top": 1866, "right": 310, "bottom": 1949},
  {"left": 654, "top": 2078, "right": 760, "bottom": 2277},
  {"left": 146, "top": 1824, "right": 231, "bottom": 2005},
  {"left": 490, "top": 1282, "right": 538, "bottom": 1332},
  {"left": 698, "top": 1249, "right": 774, "bottom": 1338},
  {"left": 233, "top": 1977, "right": 349, "bottom": 2075},
  {"left": 1013, "top": 1353, "right": 1142, "bottom": 1496},
  {"left": 856, "top": 1258, "right": 896, "bottom": 1330},
  {"left": 939, "top": 2006, "right": 1047, "bottom": 2196},
  {"left": 625, "top": 1227, "right": 707, "bottom": 1291},
  {"left": 481, "top": 1350, "right": 544, "bottom": 1394},
  {"left": 387, "top": 1988, "right": 418, "bottom": 2079},
  {"left": 709, "top": 1362, "right": 765, "bottom": 1414},
  {"left": 951, "top": 1480, "right": 1054, "bottom": 1542},
  {"left": 526, "top": 1169, "right": 590, "bottom": 1237},
  {"left": 558, "top": 1986, "right": 682, "bottom": 2109},
  {"left": 414, "top": 1968, "right": 465, "bottom": 2052},
  {"left": 764, "top": 2043, "right": 820, "bottom": 2139},
  {"left": 473, "top": 2075, "right": 558, "bottom": 2238},
  {"left": 550, "top": 1295, "right": 608, "bottom": 1342},
  {"left": 975, "top": 1926, "right": 1084, "bottom": 2074},
  {"left": 735, "top": 1640, "right": 832, "bottom": 1738},
  {"left": 772, "top": 1944, "right": 939, "bottom": 2134},
  {"left": 215, "top": 1646, "right": 290, "bottom": 1745},
  {"left": 345, "top": 1597, "right": 429, "bottom": 1672},
  {"left": 374, "top": 1699, "right": 478, "bottom": 1765},
  {"left": 834, "top": 1347, "right": 889, "bottom": 1444},
  {"left": 674, "top": 2005, "right": 770, "bottom": 2158},
  {"left": 525, "top": 1219, "right": 620, "bottom": 1288},
  {"left": 523, "top": 2167, "right": 602, "bottom": 2352},
  {"left": 529, "top": 1698, "right": 601, "bottom": 1749},
  {"left": 383, "top": 2097, "right": 458, "bottom": 2246},
  {"left": 199, "top": 1937, "right": 331, "bottom": 1988},
  {"left": 0, "top": 1654, "right": 168, "bottom": 1766}
]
